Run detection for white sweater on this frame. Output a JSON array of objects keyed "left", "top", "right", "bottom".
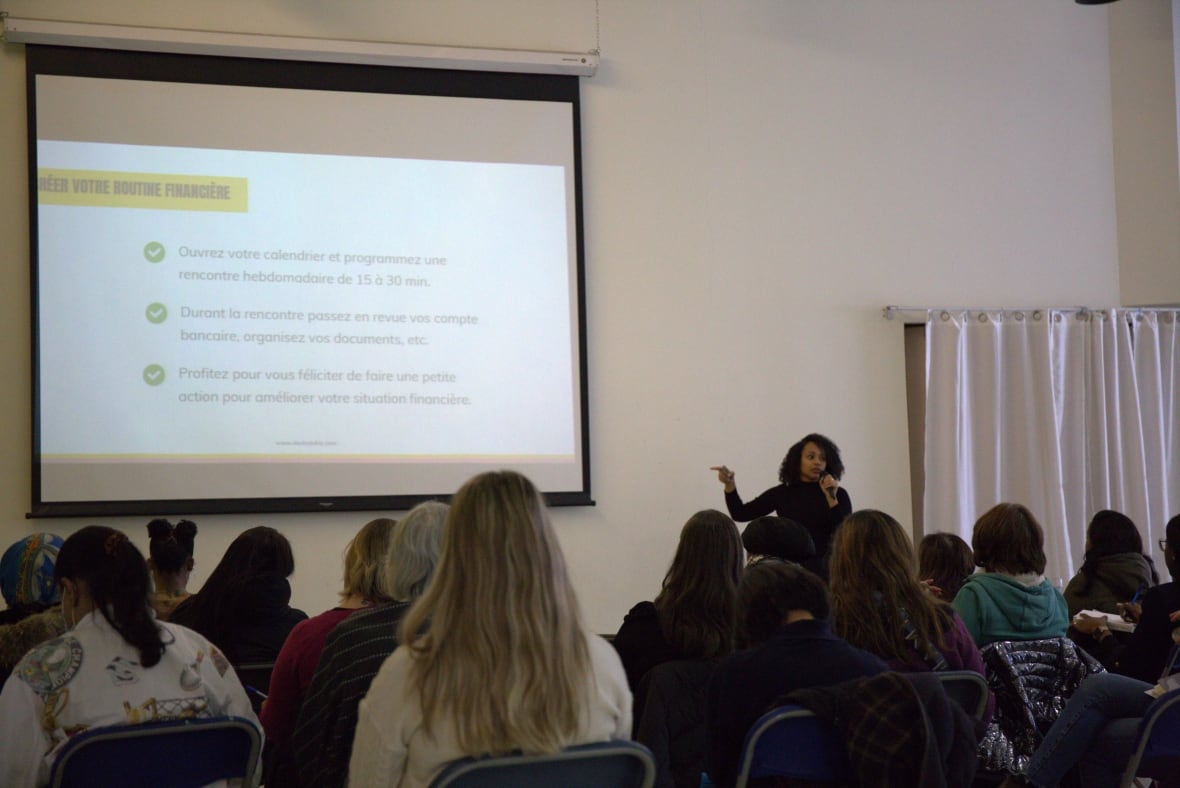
[
  {"left": 0, "top": 611, "right": 259, "bottom": 787},
  {"left": 347, "top": 634, "right": 632, "bottom": 788}
]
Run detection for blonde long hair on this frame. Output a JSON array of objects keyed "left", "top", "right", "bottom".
[{"left": 398, "top": 471, "right": 590, "bottom": 755}]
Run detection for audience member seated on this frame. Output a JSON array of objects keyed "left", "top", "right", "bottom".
[
  {"left": 170, "top": 525, "right": 308, "bottom": 664},
  {"left": 613, "top": 509, "right": 743, "bottom": 694},
  {"left": 0, "top": 534, "right": 67, "bottom": 688},
  {"left": 0, "top": 526, "right": 258, "bottom": 786},
  {"left": 704, "top": 560, "right": 887, "bottom": 788},
  {"left": 1062, "top": 509, "right": 1157, "bottom": 618},
  {"left": 1008, "top": 671, "right": 1161, "bottom": 788},
  {"left": 146, "top": 518, "right": 198, "bottom": 621},
  {"left": 1072, "top": 513, "right": 1180, "bottom": 683},
  {"left": 292, "top": 502, "right": 447, "bottom": 788},
  {"left": 828, "top": 510, "right": 992, "bottom": 720},
  {"left": 348, "top": 471, "right": 631, "bottom": 788},
  {"left": 953, "top": 503, "right": 1069, "bottom": 646},
  {"left": 740, "top": 515, "right": 815, "bottom": 565},
  {"left": 919, "top": 532, "right": 975, "bottom": 601},
  {"left": 0, "top": 534, "right": 63, "bottom": 626},
  {"left": 261, "top": 517, "right": 396, "bottom": 782}
]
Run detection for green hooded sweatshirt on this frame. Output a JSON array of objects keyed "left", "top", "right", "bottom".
[
  {"left": 953, "top": 572, "right": 1070, "bottom": 646},
  {"left": 1062, "top": 552, "right": 1155, "bottom": 617}
]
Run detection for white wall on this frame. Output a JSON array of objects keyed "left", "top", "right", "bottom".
[
  {"left": 1110, "top": 0, "right": 1180, "bottom": 305},
  {"left": 0, "top": 0, "right": 1134, "bottom": 632}
]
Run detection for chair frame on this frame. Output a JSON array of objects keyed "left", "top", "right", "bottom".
[
  {"left": 49, "top": 715, "right": 261, "bottom": 788},
  {"left": 1159, "top": 644, "right": 1180, "bottom": 681},
  {"left": 1119, "top": 687, "right": 1180, "bottom": 788},
  {"left": 933, "top": 670, "right": 990, "bottom": 721},
  {"left": 430, "top": 740, "right": 656, "bottom": 788},
  {"left": 734, "top": 704, "right": 848, "bottom": 788}
]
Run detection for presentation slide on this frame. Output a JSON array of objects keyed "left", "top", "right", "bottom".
[{"left": 29, "top": 55, "right": 588, "bottom": 513}]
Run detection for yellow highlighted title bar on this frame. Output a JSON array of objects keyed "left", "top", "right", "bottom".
[{"left": 38, "top": 169, "right": 248, "bottom": 213}]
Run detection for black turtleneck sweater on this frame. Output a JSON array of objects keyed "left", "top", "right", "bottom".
[{"left": 725, "top": 481, "right": 851, "bottom": 576}]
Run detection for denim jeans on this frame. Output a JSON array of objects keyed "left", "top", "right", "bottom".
[{"left": 1024, "top": 672, "right": 1154, "bottom": 788}]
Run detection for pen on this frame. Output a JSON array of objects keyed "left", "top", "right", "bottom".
[
  {"left": 245, "top": 685, "right": 268, "bottom": 699},
  {"left": 1129, "top": 582, "right": 1146, "bottom": 606}
]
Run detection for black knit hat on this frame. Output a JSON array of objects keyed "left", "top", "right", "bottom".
[{"left": 742, "top": 516, "right": 815, "bottom": 563}]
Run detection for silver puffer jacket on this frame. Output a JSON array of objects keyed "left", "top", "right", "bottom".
[{"left": 977, "top": 637, "right": 1105, "bottom": 774}]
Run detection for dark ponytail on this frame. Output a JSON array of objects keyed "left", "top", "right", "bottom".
[
  {"left": 147, "top": 518, "right": 198, "bottom": 574},
  {"left": 56, "top": 526, "right": 165, "bottom": 668}
]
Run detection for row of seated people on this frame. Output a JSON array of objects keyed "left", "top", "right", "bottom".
[
  {"left": 616, "top": 504, "right": 1180, "bottom": 788},
  {"left": 0, "top": 478, "right": 1177, "bottom": 786},
  {"left": 0, "top": 472, "right": 631, "bottom": 788}
]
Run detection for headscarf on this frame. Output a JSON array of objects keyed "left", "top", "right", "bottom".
[{"left": 0, "top": 533, "right": 64, "bottom": 608}]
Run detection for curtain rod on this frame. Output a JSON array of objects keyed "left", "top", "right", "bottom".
[{"left": 882, "top": 305, "right": 1180, "bottom": 321}]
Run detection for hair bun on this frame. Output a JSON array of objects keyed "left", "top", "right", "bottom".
[
  {"left": 174, "top": 520, "right": 198, "bottom": 539},
  {"left": 147, "top": 519, "right": 174, "bottom": 540}
]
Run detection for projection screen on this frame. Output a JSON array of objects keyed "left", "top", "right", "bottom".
[{"left": 27, "top": 46, "right": 591, "bottom": 516}]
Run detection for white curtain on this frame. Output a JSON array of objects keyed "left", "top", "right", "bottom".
[{"left": 923, "top": 309, "right": 1180, "bottom": 586}]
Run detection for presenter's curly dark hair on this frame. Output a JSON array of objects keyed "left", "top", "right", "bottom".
[
  {"left": 779, "top": 433, "right": 844, "bottom": 484},
  {"left": 56, "top": 526, "right": 164, "bottom": 667}
]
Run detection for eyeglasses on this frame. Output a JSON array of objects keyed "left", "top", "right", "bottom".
[{"left": 1161, "top": 539, "right": 1170, "bottom": 551}]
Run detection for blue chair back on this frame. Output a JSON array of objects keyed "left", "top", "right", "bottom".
[
  {"left": 933, "top": 670, "right": 990, "bottom": 721},
  {"left": 733, "top": 705, "right": 850, "bottom": 787},
  {"left": 1119, "top": 687, "right": 1180, "bottom": 788},
  {"left": 430, "top": 740, "right": 655, "bottom": 788},
  {"left": 49, "top": 715, "right": 261, "bottom": 788}
]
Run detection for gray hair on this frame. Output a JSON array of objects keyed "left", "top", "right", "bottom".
[{"left": 386, "top": 500, "right": 448, "bottom": 601}]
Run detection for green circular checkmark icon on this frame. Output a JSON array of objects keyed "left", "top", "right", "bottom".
[
  {"left": 143, "top": 364, "right": 166, "bottom": 386},
  {"left": 144, "top": 241, "right": 166, "bottom": 263},
  {"left": 145, "top": 303, "right": 168, "bottom": 324}
]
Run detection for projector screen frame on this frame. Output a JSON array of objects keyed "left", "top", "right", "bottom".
[{"left": 26, "top": 44, "right": 594, "bottom": 517}]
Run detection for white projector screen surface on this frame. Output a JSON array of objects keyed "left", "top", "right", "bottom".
[{"left": 28, "top": 47, "right": 591, "bottom": 515}]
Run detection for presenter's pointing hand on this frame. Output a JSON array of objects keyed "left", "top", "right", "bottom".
[{"left": 710, "top": 465, "right": 736, "bottom": 493}]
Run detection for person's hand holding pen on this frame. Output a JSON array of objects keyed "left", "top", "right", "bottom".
[{"left": 1117, "top": 582, "right": 1147, "bottom": 623}]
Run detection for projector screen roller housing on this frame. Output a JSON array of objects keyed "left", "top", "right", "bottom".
[{"left": 27, "top": 46, "right": 592, "bottom": 516}]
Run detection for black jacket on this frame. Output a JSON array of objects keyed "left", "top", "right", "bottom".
[
  {"left": 635, "top": 659, "right": 717, "bottom": 788},
  {"left": 170, "top": 573, "right": 307, "bottom": 664},
  {"left": 613, "top": 601, "right": 686, "bottom": 694}
]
